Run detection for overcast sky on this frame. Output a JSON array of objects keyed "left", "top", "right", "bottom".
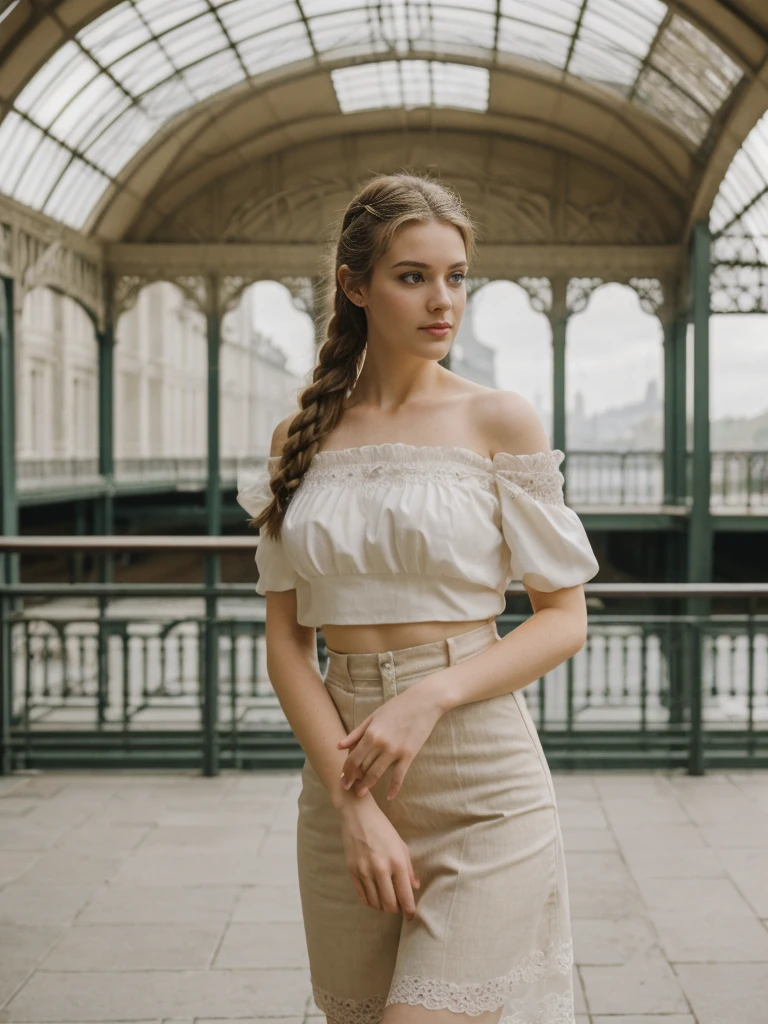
[{"left": 250, "top": 279, "right": 767, "bottom": 422}]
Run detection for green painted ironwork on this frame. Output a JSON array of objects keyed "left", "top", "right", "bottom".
[
  {"left": 0, "top": 275, "right": 17, "bottom": 775},
  {"left": 1, "top": 574, "right": 766, "bottom": 775},
  {"left": 689, "top": 221, "right": 714, "bottom": 587},
  {"left": 204, "top": 297, "right": 222, "bottom": 777}
]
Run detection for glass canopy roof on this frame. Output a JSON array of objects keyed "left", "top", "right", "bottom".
[
  {"left": 0, "top": 0, "right": 748, "bottom": 230},
  {"left": 712, "top": 110, "right": 768, "bottom": 263}
]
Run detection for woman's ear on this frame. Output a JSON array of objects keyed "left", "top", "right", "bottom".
[{"left": 337, "top": 264, "right": 366, "bottom": 307}]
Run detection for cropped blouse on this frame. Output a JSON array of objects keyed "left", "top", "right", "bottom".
[{"left": 236, "top": 443, "right": 598, "bottom": 627}]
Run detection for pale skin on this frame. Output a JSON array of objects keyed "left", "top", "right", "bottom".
[{"left": 262, "top": 219, "right": 588, "bottom": 1024}]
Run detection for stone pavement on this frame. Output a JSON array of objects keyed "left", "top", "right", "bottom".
[{"left": 0, "top": 768, "right": 766, "bottom": 1024}]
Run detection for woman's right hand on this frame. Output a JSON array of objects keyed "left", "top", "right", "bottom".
[{"left": 338, "top": 799, "right": 420, "bottom": 920}]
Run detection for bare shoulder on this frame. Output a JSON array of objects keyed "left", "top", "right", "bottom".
[
  {"left": 269, "top": 412, "right": 298, "bottom": 458},
  {"left": 470, "top": 388, "right": 551, "bottom": 457}
]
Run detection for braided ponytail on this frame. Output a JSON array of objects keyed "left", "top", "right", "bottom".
[{"left": 251, "top": 171, "right": 475, "bottom": 540}]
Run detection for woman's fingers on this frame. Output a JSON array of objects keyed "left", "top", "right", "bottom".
[
  {"left": 373, "top": 866, "right": 403, "bottom": 916},
  {"left": 358, "top": 871, "right": 381, "bottom": 911},
  {"left": 349, "top": 873, "right": 372, "bottom": 909},
  {"left": 391, "top": 862, "right": 417, "bottom": 919},
  {"left": 407, "top": 851, "right": 421, "bottom": 890},
  {"left": 355, "top": 751, "right": 394, "bottom": 796},
  {"left": 342, "top": 746, "right": 375, "bottom": 789},
  {"left": 386, "top": 761, "right": 409, "bottom": 800}
]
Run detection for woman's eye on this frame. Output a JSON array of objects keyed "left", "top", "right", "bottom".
[{"left": 401, "top": 272, "right": 466, "bottom": 284}]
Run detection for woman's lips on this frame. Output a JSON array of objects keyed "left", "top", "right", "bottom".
[{"left": 420, "top": 325, "right": 451, "bottom": 336}]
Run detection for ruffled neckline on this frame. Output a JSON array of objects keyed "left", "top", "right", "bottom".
[{"left": 267, "top": 443, "right": 564, "bottom": 473}]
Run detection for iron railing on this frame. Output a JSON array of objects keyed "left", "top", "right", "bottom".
[
  {"left": 1, "top": 538, "right": 767, "bottom": 776},
  {"left": 14, "top": 450, "right": 768, "bottom": 509}
]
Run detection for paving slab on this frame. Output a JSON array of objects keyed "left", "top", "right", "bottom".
[
  {"left": 675, "top": 962, "right": 768, "bottom": 1024},
  {"left": 0, "top": 969, "right": 311, "bottom": 1020},
  {"left": 580, "top": 951, "right": 690, "bottom": 1016},
  {"left": 38, "top": 923, "right": 224, "bottom": 971},
  {"left": 0, "top": 768, "right": 766, "bottom": 1022}
]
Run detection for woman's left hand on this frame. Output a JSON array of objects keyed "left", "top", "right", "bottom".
[{"left": 338, "top": 685, "right": 443, "bottom": 801}]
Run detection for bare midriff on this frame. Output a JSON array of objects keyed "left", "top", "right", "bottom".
[{"left": 320, "top": 617, "right": 496, "bottom": 655}]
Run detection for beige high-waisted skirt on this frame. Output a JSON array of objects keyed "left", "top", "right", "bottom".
[{"left": 296, "top": 620, "right": 575, "bottom": 1024}]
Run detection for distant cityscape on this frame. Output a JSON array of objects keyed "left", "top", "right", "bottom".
[{"left": 451, "top": 302, "right": 768, "bottom": 452}]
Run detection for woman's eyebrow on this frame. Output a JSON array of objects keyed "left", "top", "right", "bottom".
[{"left": 390, "top": 260, "right": 468, "bottom": 269}]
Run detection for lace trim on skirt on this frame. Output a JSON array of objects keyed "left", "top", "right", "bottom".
[{"left": 312, "top": 939, "right": 574, "bottom": 1024}]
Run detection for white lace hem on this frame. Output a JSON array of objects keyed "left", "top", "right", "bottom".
[
  {"left": 501, "top": 991, "right": 576, "bottom": 1024},
  {"left": 312, "top": 939, "right": 574, "bottom": 1024},
  {"left": 386, "top": 940, "right": 573, "bottom": 1014}
]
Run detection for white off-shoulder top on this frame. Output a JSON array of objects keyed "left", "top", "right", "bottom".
[{"left": 236, "top": 443, "right": 599, "bottom": 627}]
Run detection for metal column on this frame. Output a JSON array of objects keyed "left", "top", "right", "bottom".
[
  {"left": 687, "top": 221, "right": 712, "bottom": 776},
  {"left": 688, "top": 223, "right": 713, "bottom": 587},
  {"left": 662, "top": 318, "right": 688, "bottom": 506},
  {"left": 95, "top": 316, "right": 115, "bottom": 571},
  {"left": 95, "top": 313, "right": 116, "bottom": 727},
  {"left": 0, "top": 276, "right": 17, "bottom": 774},
  {"left": 549, "top": 276, "right": 568, "bottom": 500},
  {"left": 203, "top": 290, "right": 222, "bottom": 777}
]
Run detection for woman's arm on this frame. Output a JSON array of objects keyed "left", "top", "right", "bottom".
[
  {"left": 263, "top": 590, "right": 376, "bottom": 814},
  {"left": 417, "top": 583, "right": 588, "bottom": 715},
  {"left": 258, "top": 415, "right": 377, "bottom": 816}
]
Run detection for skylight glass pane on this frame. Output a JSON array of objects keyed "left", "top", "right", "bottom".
[
  {"left": 650, "top": 14, "right": 742, "bottom": 117},
  {"left": 712, "top": 111, "right": 768, "bottom": 234},
  {"left": 78, "top": 5, "right": 151, "bottom": 67},
  {"left": 332, "top": 63, "right": 402, "bottom": 111},
  {"left": 416, "top": 7, "right": 497, "bottom": 50},
  {"left": 43, "top": 161, "right": 111, "bottom": 228},
  {"left": 140, "top": 79, "right": 192, "bottom": 125},
  {"left": 500, "top": 0, "right": 581, "bottom": 35},
  {"left": 719, "top": 172, "right": 758, "bottom": 219},
  {"left": 238, "top": 22, "right": 313, "bottom": 77},
  {"left": 332, "top": 60, "right": 488, "bottom": 113},
  {"left": 377, "top": 0, "right": 409, "bottom": 50},
  {"left": 439, "top": 0, "right": 497, "bottom": 12},
  {"left": 218, "top": 0, "right": 296, "bottom": 43},
  {"left": 568, "top": 37, "right": 642, "bottom": 88},
  {"left": 183, "top": 49, "right": 245, "bottom": 103},
  {"left": 161, "top": 13, "right": 230, "bottom": 67},
  {"left": 134, "top": 0, "right": 209, "bottom": 36},
  {"left": 497, "top": 17, "right": 571, "bottom": 67},
  {"left": 13, "top": 138, "right": 72, "bottom": 206},
  {"left": 15, "top": 43, "right": 99, "bottom": 129},
  {"left": 580, "top": 0, "right": 665, "bottom": 59},
  {"left": 0, "top": 113, "right": 41, "bottom": 191},
  {"left": 300, "top": 0, "right": 343, "bottom": 11},
  {"left": 308, "top": 9, "right": 379, "bottom": 56},
  {"left": 634, "top": 66, "right": 710, "bottom": 146},
  {"left": 76, "top": 94, "right": 134, "bottom": 154},
  {"left": 400, "top": 61, "right": 431, "bottom": 107},
  {"left": 49, "top": 73, "right": 129, "bottom": 148},
  {"left": 85, "top": 106, "right": 156, "bottom": 176},
  {"left": 431, "top": 61, "right": 489, "bottom": 110},
  {"left": 112, "top": 40, "right": 176, "bottom": 94},
  {"left": 713, "top": 180, "right": 741, "bottom": 227}
]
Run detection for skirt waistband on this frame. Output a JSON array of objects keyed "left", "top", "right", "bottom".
[{"left": 324, "top": 620, "right": 500, "bottom": 687}]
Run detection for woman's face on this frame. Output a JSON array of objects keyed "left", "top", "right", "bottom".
[{"left": 347, "top": 219, "right": 468, "bottom": 359}]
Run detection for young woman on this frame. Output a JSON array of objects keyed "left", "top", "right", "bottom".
[{"left": 238, "top": 172, "right": 598, "bottom": 1024}]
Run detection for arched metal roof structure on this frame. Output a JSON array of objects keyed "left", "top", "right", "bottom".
[
  {"left": 0, "top": 1, "right": 765, "bottom": 248},
  {"left": 0, "top": 0, "right": 764, "bottom": 324}
]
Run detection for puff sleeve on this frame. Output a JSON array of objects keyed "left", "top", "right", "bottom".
[
  {"left": 236, "top": 458, "right": 300, "bottom": 593},
  {"left": 493, "top": 449, "right": 598, "bottom": 593}
]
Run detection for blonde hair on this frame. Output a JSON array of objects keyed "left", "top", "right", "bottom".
[{"left": 251, "top": 171, "right": 477, "bottom": 540}]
